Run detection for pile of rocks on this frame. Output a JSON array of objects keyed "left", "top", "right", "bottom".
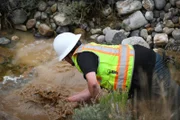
[{"left": 0, "top": 0, "right": 180, "bottom": 50}]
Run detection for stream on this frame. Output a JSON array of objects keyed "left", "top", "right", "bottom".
[{"left": 0, "top": 31, "right": 87, "bottom": 120}]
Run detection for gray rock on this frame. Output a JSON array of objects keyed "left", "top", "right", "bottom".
[
  {"left": 102, "top": 5, "right": 112, "bottom": 16},
  {"left": 116, "top": 0, "right": 142, "bottom": 15},
  {"left": 154, "top": 0, "right": 166, "bottom": 10},
  {"left": 130, "top": 30, "right": 140, "bottom": 37},
  {"left": 56, "top": 26, "right": 69, "bottom": 34},
  {"left": 146, "top": 35, "right": 152, "bottom": 44},
  {"left": 41, "top": 12, "right": 48, "bottom": 20},
  {"left": 122, "top": 11, "right": 148, "bottom": 31},
  {"left": 122, "top": 36, "right": 150, "bottom": 48},
  {"left": 34, "top": 11, "right": 41, "bottom": 20},
  {"left": 112, "top": 32, "right": 127, "bottom": 45},
  {"left": 10, "top": 9, "right": 27, "bottom": 24},
  {"left": 53, "top": 13, "right": 71, "bottom": 26},
  {"left": 50, "top": 23, "right": 57, "bottom": 30},
  {"left": 140, "top": 29, "right": 148, "bottom": 39},
  {"left": 142, "top": 0, "right": 154, "bottom": 11},
  {"left": 90, "top": 34, "right": 99, "bottom": 40},
  {"left": 38, "top": 1, "right": 47, "bottom": 11},
  {"left": 90, "top": 28, "right": 102, "bottom": 34},
  {"left": 97, "top": 35, "right": 105, "bottom": 43},
  {"left": 103, "top": 27, "right": 111, "bottom": 35},
  {"left": 0, "top": 37, "right": 11, "bottom": 45},
  {"left": 105, "top": 29, "right": 119, "bottom": 43},
  {"left": 163, "top": 27, "right": 174, "bottom": 35},
  {"left": 154, "top": 23, "right": 163, "bottom": 32},
  {"left": 172, "top": 29, "right": 180, "bottom": 40},
  {"left": 170, "top": 0, "right": 176, "bottom": 6},
  {"left": 145, "top": 11, "right": 154, "bottom": 21},
  {"left": 164, "top": 3, "right": 171, "bottom": 12}
]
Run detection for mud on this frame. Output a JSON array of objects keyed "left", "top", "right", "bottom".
[{"left": 0, "top": 31, "right": 87, "bottom": 120}]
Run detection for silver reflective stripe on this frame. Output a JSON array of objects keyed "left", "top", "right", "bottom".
[
  {"left": 76, "top": 44, "right": 119, "bottom": 54},
  {"left": 117, "top": 45, "right": 127, "bottom": 88}
]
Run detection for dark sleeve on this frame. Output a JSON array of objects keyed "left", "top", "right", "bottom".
[{"left": 76, "top": 52, "right": 99, "bottom": 77}]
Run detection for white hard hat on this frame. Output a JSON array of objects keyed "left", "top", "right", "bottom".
[{"left": 53, "top": 32, "right": 81, "bottom": 61}]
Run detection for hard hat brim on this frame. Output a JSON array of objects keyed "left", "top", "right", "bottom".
[{"left": 58, "top": 34, "right": 81, "bottom": 61}]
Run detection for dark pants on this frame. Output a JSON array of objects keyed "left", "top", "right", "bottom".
[{"left": 153, "top": 53, "right": 180, "bottom": 120}]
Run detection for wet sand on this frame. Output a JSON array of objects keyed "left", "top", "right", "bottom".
[{"left": 0, "top": 31, "right": 87, "bottom": 120}]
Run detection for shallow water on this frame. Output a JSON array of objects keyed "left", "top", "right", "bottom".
[{"left": 0, "top": 31, "right": 87, "bottom": 120}]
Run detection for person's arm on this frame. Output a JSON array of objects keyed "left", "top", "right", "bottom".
[{"left": 67, "top": 72, "right": 101, "bottom": 102}]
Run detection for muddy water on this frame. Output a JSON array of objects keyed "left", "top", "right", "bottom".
[{"left": 0, "top": 31, "right": 87, "bottom": 120}]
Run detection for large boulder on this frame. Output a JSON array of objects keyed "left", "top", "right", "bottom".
[
  {"left": 122, "top": 36, "right": 150, "bottom": 48},
  {"left": 116, "top": 0, "right": 142, "bottom": 15},
  {"left": 10, "top": 9, "right": 27, "bottom": 24},
  {"left": 53, "top": 13, "right": 71, "bottom": 26},
  {"left": 122, "top": 11, "right": 148, "bottom": 31}
]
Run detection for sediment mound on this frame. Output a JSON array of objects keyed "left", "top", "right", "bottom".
[{"left": 19, "top": 83, "right": 78, "bottom": 120}]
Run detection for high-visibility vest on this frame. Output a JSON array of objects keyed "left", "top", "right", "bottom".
[{"left": 72, "top": 42, "right": 135, "bottom": 92}]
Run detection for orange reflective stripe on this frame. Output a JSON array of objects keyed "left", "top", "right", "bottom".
[
  {"left": 114, "top": 46, "right": 121, "bottom": 90},
  {"left": 122, "top": 45, "right": 130, "bottom": 90}
]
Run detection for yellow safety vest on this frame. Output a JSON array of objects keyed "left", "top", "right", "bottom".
[{"left": 72, "top": 42, "right": 135, "bottom": 92}]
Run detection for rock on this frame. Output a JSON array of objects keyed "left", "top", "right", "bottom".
[
  {"left": 164, "top": 20, "right": 175, "bottom": 28},
  {"left": 34, "top": 11, "right": 41, "bottom": 20},
  {"left": 154, "top": 23, "right": 163, "bottom": 32},
  {"left": 145, "top": 11, "right": 154, "bottom": 21},
  {"left": 51, "top": 3, "right": 57, "bottom": 13},
  {"left": 38, "top": 24, "right": 54, "bottom": 37},
  {"left": 41, "top": 12, "right": 48, "bottom": 20},
  {"left": 142, "top": 0, "right": 154, "bottom": 11},
  {"left": 0, "top": 37, "right": 10, "bottom": 45},
  {"left": 172, "top": 29, "right": 180, "bottom": 40},
  {"left": 105, "top": 29, "right": 119, "bottom": 43},
  {"left": 15, "top": 25, "right": 27, "bottom": 31},
  {"left": 51, "top": 23, "right": 57, "bottom": 30},
  {"left": 90, "top": 28, "right": 102, "bottom": 34},
  {"left": 122, "top": 11, "right": 148, "bottom": 31},
  {"left": 146, "top": 35, "right": 152, "bottom": 44},
  {"left": 38, "top": 1, "right": 47, "bottom": 11},
  {"left": 90, "top": 34, "right": 99, "bottom": 40},
  {"left": 176, "top": 1, "right": 180, "bottom": 8},
  {"left": 102, "top": 5, "right": 112, "bottom": 16},
  {"left": 130, "top": 30, "right": 140, "bottom": 37},
  {"left": 11, "top": 36, "right": 20, "bottom": 41},
  {"left": 26, "top": 19, "right": 36, "bottom": 29},
  {"left": 116, "top": 0, "right": 142, "bottom": 15},
  {"left": 154, "top": 33, "right": 168, "bottom": 45},
  {"left": 97, "top": 35, "right": 105, "bottom": 43},
  {"left": 164, "top": 3, "right": 171, "bottom": 12},
  {"left": 56, "top": 26, "right": 69, "bottom": 34},
  {"left": 103, "top": 27, "right": 111, "bottom": 35},
  {"left": 111, "top": 32, "right": 127, "bottom": 45},
  {"left": 154, "top": 0, "right": 166, "bottom": 10},
  {"left": 10, "top": 9, "right": 27, "bottom": 24},
  {"left": 140, "top": 29, "right": 148, "bottom": 40},
  {"left": 163, "top": 27, "right": 174, "bottom": 35},
  {"left": 122, "top": 36, "right": 150, "bottom": 48},
  {"left": 170, "top": 0, "right": 176, "bottom": 6},
  {"left": 53, "top": 13, "right": 71, "bottom": 26}
]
